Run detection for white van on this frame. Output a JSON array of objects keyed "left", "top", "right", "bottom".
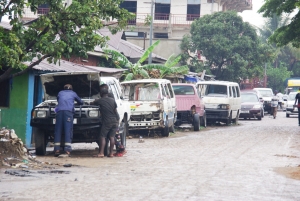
[
  {"left": 121, "top": 79, "right": 176, "bottom": 137},
  {"left": 252, "top": 88, "right": 274, "bottom": 114},
  {"left": 195, "top": 81, "right": 241, "bottom": 125}
]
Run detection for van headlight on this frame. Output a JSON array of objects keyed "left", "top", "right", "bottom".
[
  {"left": 89, "top": 110, "right": 99, "bottom": 117},
  {"left": 253, "top": 105, "right": 261, "bottom": 109},
  {"left": 218, "top": 104, "right": 230, "bottom": 110},
  {"left": 36, "top": 111, "right": 46, "bottom": 118}
]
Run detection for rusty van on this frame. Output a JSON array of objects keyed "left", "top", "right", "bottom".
[{"left": 121, "top": 79, "right": 176, "bottom": 137}]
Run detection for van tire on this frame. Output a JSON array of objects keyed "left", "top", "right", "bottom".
[
  {"left": 193, "top": 114, "right": 200, "bottom": 131},
  {"left": 34, "top": 128, "right": 47, "bottom": 156},
  {"left": 200, "top": 114, "right": 207, "bottom": 128},
  {"left": 122, "top": 117, "right": 128, "bottom": 148},
  {"left": 161, "top": 118, "right": 170, "bottom": 137},
  {"left": 232, "top": 111, "right": 239, "bottom": 125},
  {"left": 226, "top": 112, "right": 232, "bottom": 126}
]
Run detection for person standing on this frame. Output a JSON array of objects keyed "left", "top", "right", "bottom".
[
  {"left": 54, "top": 84, "right": 83, "bottom": 157},
  {"left": 277, "top": 91, "right": 283, "bottom": 110},
  {"left": 271, "top": 90, "right": 279, "bottom": 119},
  {"left": 293, "top": 88, "right": 300, "bottom": 126},
  {"left": 93, "top": 84, "right": 119, "bottom": 158}
]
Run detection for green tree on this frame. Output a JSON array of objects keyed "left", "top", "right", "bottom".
[
  {"left": 0, "top": 0, "right": 133, "bottom": 82},
  {"left": 258, "top": 0, "right": 300, "bottom": 48},
  {"left": 186, "top": 11, "right": 273, "bottom": 82},
  {"left": 180, "top": 34, "right": 207, "bottom": 73},
  {"left": 266, "top": 63, "right": 293, "bottom": 91},
  {"left": 258, "top": 13, "right": 300, "bottom": 77}
]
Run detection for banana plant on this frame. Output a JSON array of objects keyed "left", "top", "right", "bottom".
[
  {"left": 143, "top": 54, "right": 189, "bottom": 78},
  {"left": 104, "top": 40, "right": 160, "bottom": 81}
]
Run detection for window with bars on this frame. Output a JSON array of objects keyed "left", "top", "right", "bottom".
[{"left": 155, "top": 0, "right": 171, "bottom": 20}]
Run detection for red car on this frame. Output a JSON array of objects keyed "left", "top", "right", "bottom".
[{"left": 172, "top": 83, "right": 206, "bottom": 131}]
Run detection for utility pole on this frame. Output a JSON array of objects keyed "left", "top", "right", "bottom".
[{"left": 148, "top": 0, "right": 154, "bottom": 64}]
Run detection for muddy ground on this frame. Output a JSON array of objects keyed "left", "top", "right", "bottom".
[{"left": 0, "top": 111, "right": 300, "bottom": 200}]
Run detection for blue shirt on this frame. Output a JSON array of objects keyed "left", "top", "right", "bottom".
[{"left": 56, "top": 90, "right": 83, "bottom": 113}]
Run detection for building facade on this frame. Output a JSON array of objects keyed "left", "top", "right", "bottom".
[
  {"left": 21, "top": 0, "right": 252, "bottom": 60},
  {"left": 120, "top": 0, "right": 252, "bottom": 58}
]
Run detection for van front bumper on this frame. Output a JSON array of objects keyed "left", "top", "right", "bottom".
[{"left": 205, "top": 109, "right": 230, "bottom": 119}]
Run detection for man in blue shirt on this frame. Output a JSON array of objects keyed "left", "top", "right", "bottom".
[{"left": 54, "top": 84, "right": 83, "bottom": 157}]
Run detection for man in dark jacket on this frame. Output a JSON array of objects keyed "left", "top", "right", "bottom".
[
  {"left": 54, "top": 84, "right": 83, "bottom": 157},
  {"left": 294, "top": 88, "right": 300, "bottom": 126},
  {"left": 93, "top": 84, "right": 119, "bottom": 157}
]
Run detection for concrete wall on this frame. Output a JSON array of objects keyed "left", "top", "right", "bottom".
[{"left": 127, "top": 38, "right": 183, "bottom": 59}]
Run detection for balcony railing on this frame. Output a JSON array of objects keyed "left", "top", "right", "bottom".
[
  {"left": 22, "top": 10, "right": 201, "bottom": 27},
  {"left": 128, "top": 13, "right": 202, "bottom": 27}
]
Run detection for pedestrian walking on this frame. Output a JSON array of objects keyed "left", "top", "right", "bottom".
[
  {"left": 271, "top": 90, "right": 279, "bottom": 119},
  {"left": 92, "top": 84, "right": 119, "bottom": 158},
  {"left": 54, "top": 84, "right": 83, "bottom": 157},
  {"left": 277, "top": 91, "right": 283, "bottom": 110},
  {"left": 293, "top": 88, "right": 300, "bottom": 126}
]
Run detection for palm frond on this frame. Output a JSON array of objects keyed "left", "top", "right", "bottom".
[
  {"left": 125, "top": 73, "right": 134, "bottom": 81},
  {"left": 139, "top": 68, "right": 150, "bottom": 78},
  {"left": 165, "top": 54, "right": 181, "bottom": 67},
  {"left": 103, "top": 49, "right": 132, "bottom": 68},
  {"left": 138, "top": 40, "right": 160, "bottom": 64}
]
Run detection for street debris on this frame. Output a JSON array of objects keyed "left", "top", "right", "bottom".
[{"left": 0, "top": 127, "right": 64, "bottom": 171}]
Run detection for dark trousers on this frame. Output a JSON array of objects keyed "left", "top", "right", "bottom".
[
  {"left": 298, "top": 108, "right": 300, "bottom": 125},
  {"left": 54, "top": 110, "right": 74, "bottom": 152}
]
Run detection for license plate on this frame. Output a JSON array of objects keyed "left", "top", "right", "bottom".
[
  {"left": 241, "top": 110, "right": 249, "bottom": 113},
  {"left": 53, "top": 119, "right": 77, "bottom": 124}
]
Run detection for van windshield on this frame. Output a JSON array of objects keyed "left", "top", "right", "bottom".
[
  {"left": 257, "top": 90, "right": 273, "bottom": 97},
  {"left": 198, "top": 84, "right": 227, "bottom": 97},
  {"left": 173, "top": 85, "right": 195, "bottom": 95},
  {"left": 123, "top": 83, "right": 161, "bottom": 101}
]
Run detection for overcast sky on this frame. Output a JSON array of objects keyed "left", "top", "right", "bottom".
[{"left": 239, "top": 0, "right": 265, "bottom": 28}]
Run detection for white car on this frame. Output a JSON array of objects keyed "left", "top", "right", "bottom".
[{"left": 285, "top": 92, "right": 298, "bottom": 117}]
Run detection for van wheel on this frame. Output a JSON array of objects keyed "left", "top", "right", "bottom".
[
  {"left": 122, "top": 118, "right": 128, "bottom": 148},
  {"left": 33, "top": 128, "right": 47, "bottom": 156},
  {"left": 226, "top": 112, "right": 232, "bottom": 126},
  {"left": 286, "top": 113, "right": 289, "bottom": 118},
  {"left": 161, "top": 118, "right": 170, "bottom": 137},
  {"left": 232, "top": 111, "right": 239, "bottom": 125},
  {"left": 193, "top": 114, "right": 200, "bottom": 131},
  {"left": 200, "top": 114, "right": 207, "bottom": 128}
]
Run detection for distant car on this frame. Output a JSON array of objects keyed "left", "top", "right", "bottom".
[
  {"left": 253, "top": 88, "right": 274, "bottom": 114},
  {"left": 172, "top": 83, "right": 206, "bottom": 131},
  {"left": 285, "top": 92, "right": 298, "bottom": 117},
  {"left": 239, "top": 92, "right": 264, "bottom": 120}
]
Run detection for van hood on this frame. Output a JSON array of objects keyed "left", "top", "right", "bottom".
[{"left": 41, "top": 72, "right": 100, "bottom": 100}]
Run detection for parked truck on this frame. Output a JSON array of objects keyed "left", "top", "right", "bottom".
[{"left": 30, "top": 72, "right": 131, "bottom": 155}]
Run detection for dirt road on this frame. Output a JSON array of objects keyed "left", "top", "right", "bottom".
[{"left": 1, "top": 111, "right": 300, "bottom": 200}]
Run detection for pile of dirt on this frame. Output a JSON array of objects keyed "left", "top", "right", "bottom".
[
  {"left": 0, "top": 128, "right": 29, "bottom": 167},
  {"left": 0, "top": 128, "right": 51, "bottom": 169}
]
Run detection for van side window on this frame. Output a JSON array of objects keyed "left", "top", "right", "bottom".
[
  {"left": 163, "top": 84, "right": 170, "bottom": 98},
  {"left": 166, "top": 83, "right": 174, "bottom": 98},
  {"left": 235, "top": 86, "right": 240, "bottom": 97},
  {"left": 197, "top": 84, "right": 207, "bottom": 97},
  {"left": 232, "top": 86, "right": 237, "bottom": 97},
  {"left": 229, "top": 86, "right": 232, "bottom": 97},
  {"left": 109, "top": 84, "right": 120, "bottom": 100},
  {"left": 161, "top": 84, "right": 167, "bottom": 97}
]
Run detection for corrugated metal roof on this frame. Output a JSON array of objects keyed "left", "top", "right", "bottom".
[
  {"left": 96, "top": 29, "right": 166, "bottom": 61},
  {"left": 0, "top": 21, "right": 12, "bottom": 30},
  {"left": 31, "top": 59, "right": 126, "bottom": 73}
]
